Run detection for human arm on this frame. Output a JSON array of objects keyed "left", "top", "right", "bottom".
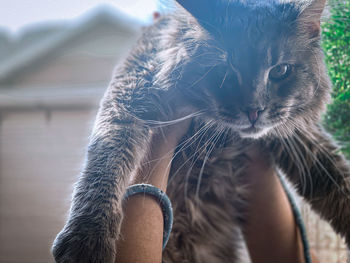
[
  {"left": 115, "top": 121, "right": 190, "bottom": 263},
  {"left": 242, "top": 147, "right": 319, "bottom": 263}
]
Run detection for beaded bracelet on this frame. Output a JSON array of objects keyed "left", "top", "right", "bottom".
[{"left": 123, "top": 183, "right": 173, "bottom": 250}]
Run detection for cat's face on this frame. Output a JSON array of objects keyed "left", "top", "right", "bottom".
[{"left": 176, "top": 0, "right": 330, "bottom": 138}]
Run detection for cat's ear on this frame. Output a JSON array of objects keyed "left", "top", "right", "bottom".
[
  {"left": 175, "top": 0, "right": 214, "bottom": 22},
  {"left": 298, "top": 0, "right": 327, "bottom": 37}
]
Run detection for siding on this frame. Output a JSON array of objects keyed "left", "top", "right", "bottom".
[{"left": 0, "top": 109, "right": 96, "bottom": 263}]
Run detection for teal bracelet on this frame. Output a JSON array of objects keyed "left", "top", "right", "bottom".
[{"left": 123, "top": 183, "right": 173, "bottom": 250}]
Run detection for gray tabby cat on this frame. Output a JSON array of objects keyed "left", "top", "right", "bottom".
[{"left": 52, "top": 0, "right": 350, "bottom": 262}]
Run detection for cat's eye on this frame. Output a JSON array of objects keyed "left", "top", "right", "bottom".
[{"left": 269, "top": 64, "right": 292, "bottom": 81}]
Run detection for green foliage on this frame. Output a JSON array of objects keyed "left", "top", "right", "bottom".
[{"left": 322, "top": 0, "right": 350, "bottom": 158}]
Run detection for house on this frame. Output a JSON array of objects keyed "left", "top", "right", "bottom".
[{"left": 0, "top": 6, "right": 141, "bottom": 263}]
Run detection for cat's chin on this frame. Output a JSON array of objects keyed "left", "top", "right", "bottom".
[{"left": 238, "top": 126, "right": 273, "bottom": 139}]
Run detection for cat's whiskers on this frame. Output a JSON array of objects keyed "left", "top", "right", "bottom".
[
  {"left": 141, "top": 120, "right": 210, "bottom": 168},
  {"left": 281, "top": 122, "right": 314, "bottom": 196},
  {"left": 164, "top": 120, "right": 214, "bottom": 185},
  {"left": 170, "top": 121, "right": 217, "bottom": 195},
  {"left": 275, "top": 126, "right": 309, "bottom": 195},
  {"left": 183, "top": 122, "right": 217, "bottom": 204},
  {"left": 187, "top": 52, "right": 224, "bottom": 62},
  {"left": 289, "top": 119, "right": 350, "bottom": 193},
  {"left": 285, "top": 118, "right": 346, "bottom": 194},
  {"left": 278, "top": 118, "right": 339, "bottom": 195},
  {"left": 292, "top": 132, "right": 345, "bottom": 194},
  {"left": 219, "top": 70, "right": 229, "bottom": 89},
  {"left": 167, "top": 121, "right": 215, "bottom": 186},
  {"left": 188, "top": 65, "right": 219, "bottom": 88},
  {"left": 135, "top": 113, "right": 211, "bottom": 187},
  {"left": 142, "top": 110, "right": 206, "bottom": 127},
  {"left": 195, "top": 126, "right": 225, "bottom": 199},
  {"left": 169, "top": 122, "right": 216, "bottom": 210},
  {"left": 205, "top": 44, "right": 226, "bottom": 56}
]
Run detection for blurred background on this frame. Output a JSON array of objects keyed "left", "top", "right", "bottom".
[{"left": 0, "top": 0, "right": 348, "bottom": 262}]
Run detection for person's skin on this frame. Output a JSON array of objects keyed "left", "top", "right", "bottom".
[
  {"left": 242, "top": 148, "right": 319, "bottom": 263},
  {"left": 115, "top": 120, "right": 319, "bottom": 263},
  {"left": 115, "top": 122, "right": 189, "bottom": 263}
]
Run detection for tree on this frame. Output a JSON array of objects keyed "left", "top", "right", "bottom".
[{"left": 322, "top": 0, "right": 350, "bottom": 158}]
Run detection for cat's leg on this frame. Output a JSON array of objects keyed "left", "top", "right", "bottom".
[
  {"left": 52, "top": 106, "right": 151, "bottom": 263},
  {"left": 271, "top": 125, "right": 350, "bottom": 246}
]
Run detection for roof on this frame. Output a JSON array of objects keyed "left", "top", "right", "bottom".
[{"left": 0, "top": 5, "right": 142, "bottom": 84}]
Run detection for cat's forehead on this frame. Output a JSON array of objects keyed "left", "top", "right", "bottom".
[
  {"left": 221, "top": 0, "right": 302, "bottom": 10},
  {"left": 199, "top": 0, "right": 300, "bottom": 48},
  {"left": 220, "top": 2, "right": 298, "bottom": 30},
  {"left": 210, "top": 1, "right": 302, "bottom": 60}
]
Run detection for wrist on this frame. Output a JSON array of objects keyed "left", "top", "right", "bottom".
[{"left": 133, "top": 150, "right": 174, "bottom": 192}]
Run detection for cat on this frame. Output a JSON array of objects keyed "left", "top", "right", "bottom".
[{"left": 52, "top": 0, "right": 350, "bottom": 262}]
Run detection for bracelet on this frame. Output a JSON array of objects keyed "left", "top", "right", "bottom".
[{"left": 123, "top": 183, "right": 173, "bottom": 250}]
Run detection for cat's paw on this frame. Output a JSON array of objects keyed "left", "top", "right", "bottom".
[{"left": 52, "top": 228, "right": 116, "bottom": 263}]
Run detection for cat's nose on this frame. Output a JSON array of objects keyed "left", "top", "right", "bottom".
[{"left": 243, "top": 108, "right": 265, "bottom": 125}]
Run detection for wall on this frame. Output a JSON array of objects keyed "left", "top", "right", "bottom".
[{"left": 0, "top": 109, "right": 97, "bottom": 262}]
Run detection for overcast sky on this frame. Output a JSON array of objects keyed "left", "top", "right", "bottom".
[{"left": 0, "top": 0, "right": 159, "bottom": 32}]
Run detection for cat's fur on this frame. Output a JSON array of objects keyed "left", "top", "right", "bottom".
[{"left": 52, "top": 0, "right": 350, "bottom": 262}]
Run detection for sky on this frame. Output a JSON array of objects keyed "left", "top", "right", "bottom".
[{"left": 0, "top": 0, "right": 160, "bottom": 32}]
